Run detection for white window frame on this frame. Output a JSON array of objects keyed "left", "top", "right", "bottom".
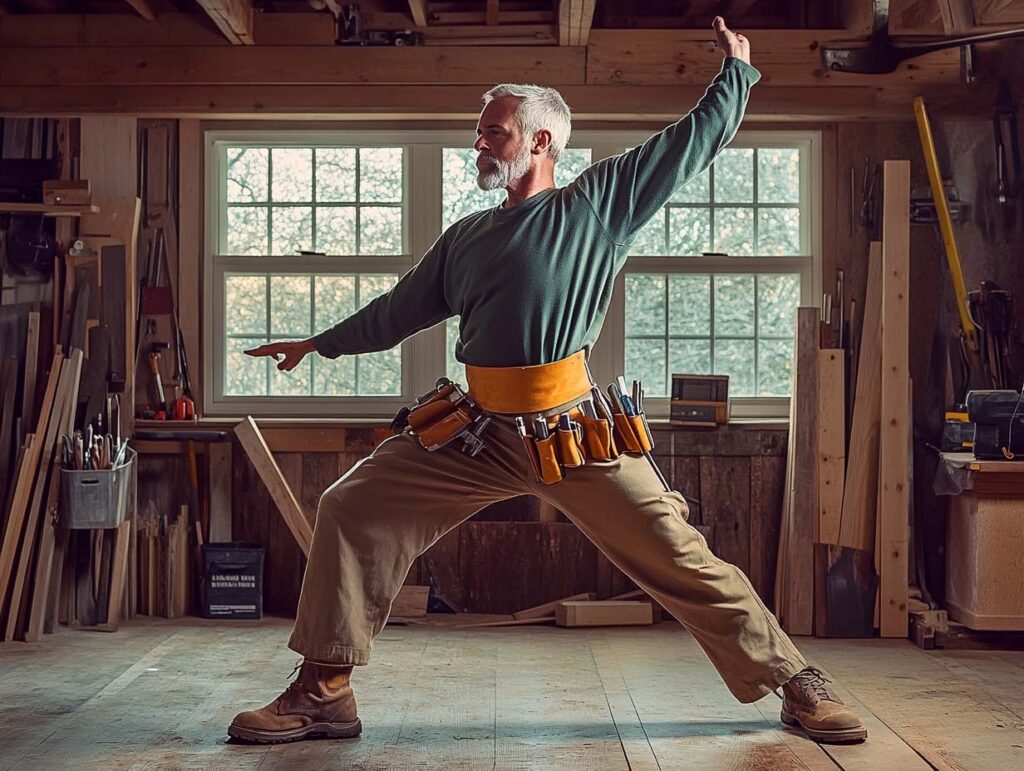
[
  {"left": 588, "top": 129, "right": 822, "bottom": 421},
  {"left": 203, "top": 128, "right": 820, "bottom": 420}
]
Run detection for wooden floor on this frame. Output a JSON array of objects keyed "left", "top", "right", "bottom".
[{"left": 2, "top": 617, "right": 1024, "bottom": 770}]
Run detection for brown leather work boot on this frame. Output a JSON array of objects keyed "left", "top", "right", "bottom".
[
  {"left": 781, "top": 667, "right": 867, "bottom": 744},
  {"left": 228, "top": 660, "right": 362, "bottom": 744}
]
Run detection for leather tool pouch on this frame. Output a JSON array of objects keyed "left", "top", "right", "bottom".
[
  {"left": 404, "top": 383, "right": 475, "bottom": 451},
  {"left": 519, "top": 390, "right": 656, "bottom": 486}
]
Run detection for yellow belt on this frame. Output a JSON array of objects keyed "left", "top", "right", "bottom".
[{"left": 465, "top": 350, "right": 593, "bottom": 415}]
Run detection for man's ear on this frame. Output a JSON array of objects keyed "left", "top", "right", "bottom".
[{"left": 532, "top": 129, "right": 553, "bottom": 155}]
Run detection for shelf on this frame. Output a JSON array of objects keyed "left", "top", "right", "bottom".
[{"left": 0, "top": 202, "right": 99, "bottom": 217}]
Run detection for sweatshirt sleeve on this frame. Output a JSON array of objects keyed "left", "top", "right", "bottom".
[
  {"left": 310, "top": 231, "right": 452, "bottom": 359},
  {"left": 572, "top": 57, "right": 761, "bottom": 245}
]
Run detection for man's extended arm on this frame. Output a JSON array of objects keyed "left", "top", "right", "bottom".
[
  {"left": 310, "top": 233, "right": 452, "bottom": 359},
  {"left": 245, "top": 232, "right": 452, "bottom": 371},
  {"left": 572, "top": 55, "right": 760, "bottom": 246}
]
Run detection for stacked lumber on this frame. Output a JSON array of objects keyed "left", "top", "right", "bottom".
[
  {"left": 136, "top": 507, "right": 189, "bottom": 618},
  {"left": 0, "top": 347, "right": 83, "bottom": 641},
  {"left": 776, "top": 160, "right": 912, "bottom": 639}
]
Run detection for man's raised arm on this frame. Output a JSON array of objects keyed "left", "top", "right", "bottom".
[{"left": 572, "top": 17, "right": 760, "bottom": 246}]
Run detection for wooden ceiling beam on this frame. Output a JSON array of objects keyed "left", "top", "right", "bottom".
[
  {"left": 124, "top": 0, "right": 157, "bottom": 22},
  {"left": 194, "top": 0, "right": 254, "bottom": 45},
  {"left": 0, "top": 82, "right": 995, "bottom": 121},
  {"left": 0, "top": 45, "right": 586, "bottom": 87},
  {"left": 558, "top": 0, "right": 596, "bottom": 46},
  {"left": 0, "top": 31, "right": 964, "bottom": 89}
]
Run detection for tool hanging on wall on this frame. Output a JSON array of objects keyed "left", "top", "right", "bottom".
[
  {"left": 913, "top": 96, "right": 989, "bottom": 398},
  {"left": 993, "top": 80, "right": 1021, "bottom": 225}
]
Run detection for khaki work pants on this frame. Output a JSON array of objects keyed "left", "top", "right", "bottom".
[{"left": 288, "top": 399, "right": 807, "bottom": 703}]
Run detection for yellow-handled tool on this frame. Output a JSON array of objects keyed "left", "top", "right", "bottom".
[{"left": 912, "top": 97, "right": 984, "bottom": 381}]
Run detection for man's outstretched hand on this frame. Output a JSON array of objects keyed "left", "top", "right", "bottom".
[
  {"left": 244, "top": 339, "right": 317, "bottom": 372},
  {"left": 713, "top": 16, "right": 750, "bottom": 65}
]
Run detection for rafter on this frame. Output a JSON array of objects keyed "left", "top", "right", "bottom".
[
  {"left": 407, "top": 0, "right": 429, "bottom": 27},
  {"left": 558, "top": 0, "right": 595, "bottom": 46},
  {"left": 194, "top": 0, "right": 254, "bottom": 45},
  {"left": 125, "top": 0, "right": 156, "bottom": 22}
]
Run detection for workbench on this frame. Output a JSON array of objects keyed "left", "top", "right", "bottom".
[{"left": 939, "top": 452, "right": 1024, "bottom": 631}]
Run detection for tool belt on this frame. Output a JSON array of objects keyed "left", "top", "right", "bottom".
[
  {"left": 466, "top": 350, "right": 655, "bottom": 485},
  {"left": 390, "top": 378, "right": 492, "bottom": 456}
]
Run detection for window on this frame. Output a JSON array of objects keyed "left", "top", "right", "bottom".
[
  {"left": 205, "top": 129, "right": 819, "bottom": 419},
  {"left": 609, "top": 132, "right": 820, "bottom": 419}
]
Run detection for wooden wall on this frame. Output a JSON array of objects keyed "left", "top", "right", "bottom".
[{"left": 138, "top": 423, "right": 787, "bottom": 617}]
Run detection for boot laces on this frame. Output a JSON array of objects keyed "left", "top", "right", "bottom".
[
  {"left": 794, "top": 667, "right": 834, "bottom": 702},
  {"left": 283, "top": 659, "right": 309, "bottom": 696}
]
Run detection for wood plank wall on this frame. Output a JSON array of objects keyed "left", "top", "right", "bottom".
[{"left": 136, "top": 424, "right": 786, "bottom": 616}]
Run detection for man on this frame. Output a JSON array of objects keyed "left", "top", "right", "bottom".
[{"left": 231, "top": 17, "right": 867, "bottom": 747}]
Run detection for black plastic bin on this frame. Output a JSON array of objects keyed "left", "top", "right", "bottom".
[{"left": 201, "top": 542, "right": 265, "bottom": 620}]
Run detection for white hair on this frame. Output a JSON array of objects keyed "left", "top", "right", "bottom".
[{"left": 481, "top": 83, "right": 572, "bottom": 162}]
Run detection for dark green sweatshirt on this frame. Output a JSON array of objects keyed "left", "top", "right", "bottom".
[{"left": 312, "top": 56, "right": 761, "bottom": 367}]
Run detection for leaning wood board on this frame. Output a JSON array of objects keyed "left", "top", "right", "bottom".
[
  {"left": 839, "top": 241, "right": 883, "bottom": 554},
  {"left": 0, "top": 352, "right": 62, "bottom": 625},
  {"left": 817, "top": 349, "right": 846, "bottom": 545},
  {"left": 781, "top": 307, "right": 819, "bottom": 635},
  {"left": 879, "top": 161, "right": 910, "bottom": 638},
  {"left": 234, "top": 416, "right": 313, "bottom": 556},
  {"left": 4, "top": 354, "right": 75, "bottom": 640}
]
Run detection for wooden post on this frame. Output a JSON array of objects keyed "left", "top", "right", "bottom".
[{"left": 879, "top": 160, "right": 910, "bottom": 638}]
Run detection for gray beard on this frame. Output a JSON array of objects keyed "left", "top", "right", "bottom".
[{"left": 476, "top": 147, "right": 532, "bottom": 191}]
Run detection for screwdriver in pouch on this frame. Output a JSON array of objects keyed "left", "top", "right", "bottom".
[{"left": 533, "top": 416, "right": 550, "bottom": 439}]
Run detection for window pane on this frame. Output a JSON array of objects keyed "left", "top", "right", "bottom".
[
  {"left": 359, "top": 206, "right": 402, "bottom": 255},
  {"left": 630, "top": 212, "right": 667, "bottom": 256},
  {"left": 270, "top": 274, "right": 311, "bottom": 337},
  {"left": 668, "top": 275, "right": 710, "bottom": 336},
  {"left": 316, "top": 206, "right": 357, "bottom": 255},
  {"left": 625, "top": 337, "right": 667, "bottom": 397},
  {"left": 758, "top": 207, "right": 801, "bottom": 256},
  {"left": 225, "top": 274, "right": 266, "bottom": 335},
  {"left": 669, "top": 338, "right": 712, "bottom": 376},
  {"left": 226, "top": 147, "right": 268, "bottom": 203},
  {"left": 357, "top": 349, "right": 401, "bottom": 395},
  {"left": 314, "top": 355, "right": 357, "bottom": 396},
  {"left": 270, "top": 354, "right": 312, "bottom": 396},
  {"left": 446, "top": 317, "right": 466, "bottom": 385},
  {"left": 759, "top": 338, "right": 793, "bottom": 396},
  {"left": 227, "top": 207, "right": 268, "bottom": 255},
  {"left": 315, "top": 275, "right": 357, "bottom": 332},
  {"left": 714, "top": 207, "right": 754, "bottom": 256},
  {"left": 670, "top": 168, "right": 710, "bottom": 203},
  {"left": 758, "top": 148, "right": 800, "bottom": 203},
  {"left": 225, "top": 336, "right": 268, "bottom": 396},
  {"left": 714, "top": 148, "right": 753, "bottom": 203},
  {"left": 668, "top": 208, "right": 710, "bottom": 255},
  {"left": 316, "top": 148, "right": 357, "bottom": 202},
  {"left": 271, "top": 148, "right": 312, "bottom": 203},
  {"left": 271, "top": 206, "right": 312, "bottom": 255},
  {"left": 554, "top": 148, "right": 592, "bottom": 186},
  {"left": 714, "top": 338, "right": 755, "bottom": 396},
  {"left": 442, "top": 148, "right": 503, "bottom": 229},
  {"left": 625, "top": 274, "right": 665, "bottom": 336},
  {"left": 359, "top": 148, "right": 403, "bottom": 203},
  {"left": 714, "top": 275, "right": 755, "bottom": 336},
  {"left": 758, "top": 274, "right": 801, "bottom": 337}
]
